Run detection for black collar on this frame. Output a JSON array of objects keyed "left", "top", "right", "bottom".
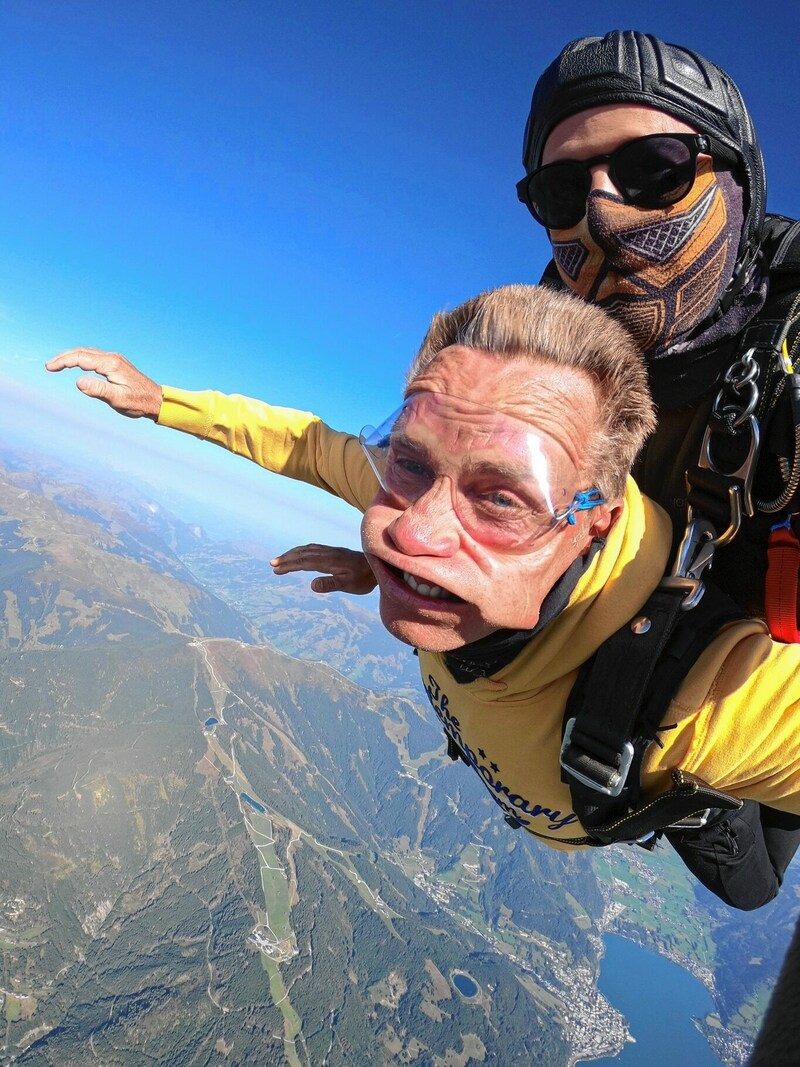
[{"left": 442, "top": 540, "right": 603, "bottom": 683}]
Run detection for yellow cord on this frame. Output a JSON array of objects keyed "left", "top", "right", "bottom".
[{"left": 782, "top": 338, "right": 794, "bottom": 375}]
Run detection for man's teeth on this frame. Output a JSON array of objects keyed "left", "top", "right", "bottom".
[{"left": 402, "top": 572, "right": 456, "bottom": 601}]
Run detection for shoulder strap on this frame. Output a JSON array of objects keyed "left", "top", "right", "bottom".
[
  {"left": 682, "top": 223, "right": 800, "bottom": 584},
  {"left": 762, "top": 216, "right": 800, "bottom": 274},
  {"left": 560, "top": 581, "right": 745, "bottom": 846},
  {"left": 725, "top": 217, "right": 800, "bottom": 387}
]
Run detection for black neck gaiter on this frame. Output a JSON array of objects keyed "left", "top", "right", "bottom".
[{"left": 442, "top": 540, "right": 603, "bottom": 683}]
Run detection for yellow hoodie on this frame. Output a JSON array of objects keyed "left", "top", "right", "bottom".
[{"left": 159, "top": 387, "right": 800, "bottom": 848}]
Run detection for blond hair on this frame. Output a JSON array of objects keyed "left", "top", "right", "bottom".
[{"left": 406, "top": 284, "right": 656, "bottom": 498}]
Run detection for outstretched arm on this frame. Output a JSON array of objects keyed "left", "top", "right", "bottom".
[
  {"left": 271, "top": 544, "right": 377, "bottom": 595},
  {"left": 45, "top": 347, "right": 162, "bottom": 420},
  {"left": 47, "top": 347, "right": 378, "bottom": 511}
]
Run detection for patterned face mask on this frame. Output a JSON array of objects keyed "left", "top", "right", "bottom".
[{"left": 549, "top": 161, "right": 744, "bottom": 355}]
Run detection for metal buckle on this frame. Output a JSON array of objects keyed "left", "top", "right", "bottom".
[
  {"left": 663, "top": 515, "right": 720, "bottom": 609},
  {"left": 666, "top": 808, "right": 712, "bottom": 832},
  {"left": 666, "top": 351, "right": 762, "bottom": 607},
  {"left": 672, "top": 516, "right": 718, "bottom": 580},
  {"left": 560, "top": 718, "right": 634, "bottom": 798},
  {"left": 698, "top": 412, "right": 760, "bottom": 527},
  {"left": 660, "top": 574, "right": 705, "bottom": 610}
]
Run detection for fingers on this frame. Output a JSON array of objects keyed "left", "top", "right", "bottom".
[
  {"left": 311, "top": 576, "right": 338, "bottom": 594},
  {"left": 46, "top": 347, "right": 126, "bottom": 377},
  {"left": 75, "top": 375, "right": 114, "bottom": 401},
  {"left": 269, "top": 553, "right": 301, "bottom": 575},
  {"left": 270, "top": 544, "right": 377, "bottom": 596},
  {"left": 270, "top": 544, "right": 345, "bottom": 574},
  {"left": 45, "top": 347, "right": 162, "bottom": 420}
]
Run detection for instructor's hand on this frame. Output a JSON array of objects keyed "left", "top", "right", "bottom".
[
  {"left": 271, "top": 544, "right": 377, "bottom": 596},
  {"left": 45, "top": 347, "right": 162, "bottom": 420}
]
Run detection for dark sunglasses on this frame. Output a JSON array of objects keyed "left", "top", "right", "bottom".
[{"left": 516, "top": 132, "right": 739, "bottom": 230}]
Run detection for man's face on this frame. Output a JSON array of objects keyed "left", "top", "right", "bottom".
[
  {"left": 541, "top": 104, "right": 741, "bottom": 353},
  {"left": 542, "top": 103, "right": 699, "bottom": 180},
  {"left": 360, "top": 346, "right": 615, "bottom": 653}
]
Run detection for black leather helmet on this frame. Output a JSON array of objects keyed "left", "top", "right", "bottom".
[{"left": 521, "top": 31, "right": 765, "bottom": 275}]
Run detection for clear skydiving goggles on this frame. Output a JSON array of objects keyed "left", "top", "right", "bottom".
[{"left": 359, "top": 391, "right": 605, "bottom": 553}]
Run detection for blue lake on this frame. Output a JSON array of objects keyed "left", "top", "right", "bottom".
[
  {"left": 240, "top": 792, "right": 266, "bottom": 814},
  {"left": 592, "top": 935, "right": 723, "bottom": 1066},
  {"left": 452, "top": 973, "right": 478, "bottom": 997}
]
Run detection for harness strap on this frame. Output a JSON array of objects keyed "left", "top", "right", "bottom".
[
  {"left": 558, "top": 771, "right": 742, "bottom": 848},
  {"left": 766, "top": 521, "right": 800, "bottom": 642},
  {"left": 560, "top": 581, "right": 745, "bottom": 846},
  {"left": 560, "top": 584, "right": 687, "bottom": 803},
  {"left": 446, "top": 735, "right": 467, "bottom": 763},
  {"left": 769, "top": 219, "right": 800, "bottom": 270}
]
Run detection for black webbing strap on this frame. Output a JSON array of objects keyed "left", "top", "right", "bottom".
[
  {"left": 561, "top": 584, "right": 688, "bottom": 798},
  {"left": 560, "top": 581, "right": 745, "bottom": 846},
  {"left": 446, "top": 736, "right": 467, "bottom": 763},
  {"left": 768, "top": 218, "right": 800, "bottom": 272},
  {"left": 573, "top": 771, "right": 742, "bottom": 847}
]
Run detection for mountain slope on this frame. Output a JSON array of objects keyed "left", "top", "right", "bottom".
[
  {"left": 0, "top": 449, "right": 787, "bottom": 1065},
  {"left": 0, "top": 460, "right": 254, "bottom": 648}
]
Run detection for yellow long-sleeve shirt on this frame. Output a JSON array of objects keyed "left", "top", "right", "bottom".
[{"left": 159, "top": 386, "right": 800, "bottom": 847}]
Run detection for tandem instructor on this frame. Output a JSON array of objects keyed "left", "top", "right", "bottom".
[{"left": 47, "top": 284, "right": 800, "bottom": 911}]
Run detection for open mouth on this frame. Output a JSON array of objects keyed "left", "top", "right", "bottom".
[
  {"left": 402, "top": 571, "right": 457, "bottom": 601},
  {"left": 379, "top": 560, "right": 463, "bottom": 603},
  {"left": 395, "top": 566, "right": 462, "bottom": 603}
]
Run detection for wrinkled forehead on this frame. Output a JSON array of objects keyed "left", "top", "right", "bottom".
[
  {"left": 396, "top": 391, "right": 578, "bottom": 483},
  {"left": 401, "top": 391, "right": 526, "bottom": 445},
  {"left": 404, "top": 347, "right": 599, "bottom": 474}
]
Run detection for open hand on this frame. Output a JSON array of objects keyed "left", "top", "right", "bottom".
[
  {"left": 270, "top": 544, "right": 377, "bottom": 595},
  {"left": 45, "top": 347, "right": 162, "bottom": 420}
]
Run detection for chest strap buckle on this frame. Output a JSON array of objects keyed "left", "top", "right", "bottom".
[{"left": 560, "top": 717, "right": 634, "bottom": 798}]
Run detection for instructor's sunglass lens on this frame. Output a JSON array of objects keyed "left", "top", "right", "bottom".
[{"left": 516, "top": 133, "right": 733, "bottom": 230}]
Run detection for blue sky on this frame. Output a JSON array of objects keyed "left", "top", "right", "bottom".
[{"left": 3, "top": 0, "right": 800, "bottom": 547}]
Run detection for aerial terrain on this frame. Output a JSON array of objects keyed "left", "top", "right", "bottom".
[{"left": 0, "top": 444, "right": 798, "bottom": 1066}]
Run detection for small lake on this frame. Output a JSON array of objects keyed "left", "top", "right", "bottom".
[
  {"left": 592, "top": 935, "right": 723, "bottom": 1066},
  {"left": 240, "top": 792, "right": 266, "bottom": 814},
  {"left": 452, "top": 973, "right": 478, "bottom": 998}
]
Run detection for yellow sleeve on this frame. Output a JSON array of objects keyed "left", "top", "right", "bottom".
[
  {"left": 157, "top": 385, "right": 378, "bottom": 513},
  {"left": 643, "top": 623, "right": 800, "bottom": 813}
]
